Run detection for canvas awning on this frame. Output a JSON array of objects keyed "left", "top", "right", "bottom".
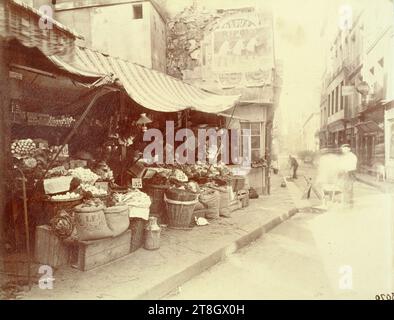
[
  {"left": 49, "top": 46, "right": 240, "bottom": 114},
  {"left": 355, "top": 121, "right": 383, "bottom": 133},
  {"left": 0, "top": 0, "right": 81, "bottom": 57}
]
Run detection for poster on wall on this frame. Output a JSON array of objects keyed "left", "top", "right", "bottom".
[{"left": 211, "top": 14, "right": 274, "bottom": 88}]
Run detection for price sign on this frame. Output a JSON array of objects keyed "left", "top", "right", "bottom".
[{"left": 132, "top": 178, "right": 143, "bottom": 189}]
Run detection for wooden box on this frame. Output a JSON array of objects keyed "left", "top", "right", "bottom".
[
  {"left": 73, "top": 230, "right": 131, "bottom": 271},
  {"left": 35, "top": 225, "right": 70, "bottom": 268}
]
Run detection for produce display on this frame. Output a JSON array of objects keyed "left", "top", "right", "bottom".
[
  {"left": 47, "top": 166, "right": 69, "bottom": 178},
  {"left": 94, "top": 162, "right": 114, "bottom": 181},
  {"left": 80, "top": 184, "right": 107, "bottom": 197},
  {"left": 50, "top": 210, "right": 74, "bottom": 239},
  {"left": 170, "top": 169, "right": 188, "bottom": 182},
  {"left": 11, "top": 139, "right": 37, "bottom": 158},
  {"left": 69, "top": 167, "right": 99, "bottom": 185},
  {"left": 51, "top": 192, "right": 81, "bottom": 201},
  {"left": 114, "top": 189, "right": 151, "bottom": 208}
]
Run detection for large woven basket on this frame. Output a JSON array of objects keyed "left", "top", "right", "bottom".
[
  {"left": 165, "top": 188, "right": 198, "bottom": 202},
  {"left": 164, "top": 195, "right": 198, "bottom": 229}
]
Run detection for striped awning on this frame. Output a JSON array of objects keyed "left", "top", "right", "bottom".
[
  {"left": 49, "top": 46, "right": 240, "bottom": 114},
  {"left": 0, "top": 0, "right": 81, "bottom": 57}
]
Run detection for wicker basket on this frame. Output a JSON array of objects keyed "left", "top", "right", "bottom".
[
  {"left": 164, "top": 195, "right": 198, "bottom": 229},
  {"left": 165, "top": 188, "right": 198, "bottom": 202}
]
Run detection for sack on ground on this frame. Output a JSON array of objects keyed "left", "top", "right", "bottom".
[
  {"left": 104, "top": 205, "right": 130, "bottom": 237},
  {"left": 209, "top": 186, "right": 232, "bottom": 217},
  {"left": 199, "top": 189, "right": 220, "bottom": 219},
  {"left": 74, "top": 204, "right": 113, "bottom": 241}
]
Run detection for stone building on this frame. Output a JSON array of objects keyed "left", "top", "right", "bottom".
[
  {"left": 32, "top": 0, "right": 167, "bottom": 72},
  {"left": 319, "top": 1, "right": 394, "bottom": 180},
  {"left": 166, "top": 4, "right": 282, "bottom": 193}
]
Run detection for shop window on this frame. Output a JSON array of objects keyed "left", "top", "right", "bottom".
[
  {"left": 241, "top": 122, "right": 262, "bottom": 162},
  {"left": 132, "top": 4, "right": 143, "bottom": 19}
]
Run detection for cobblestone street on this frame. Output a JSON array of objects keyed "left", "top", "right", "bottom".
[{"left": 166, "top": 165, "right": 393, "bottom": 300}]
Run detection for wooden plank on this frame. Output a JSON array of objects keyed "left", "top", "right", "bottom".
[
  {"left": 34, "top": 225, "right": 69, "bottom": 268},
  {"left": 76, "top": 230, "right": 131, "bottom": 271}
]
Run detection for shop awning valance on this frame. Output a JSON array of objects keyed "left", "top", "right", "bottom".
[
  {"left": 49, "top": 46, "right": 241, "bottom": 114},
  {"left": 355, "top": 121, "right": 383, "bottom": 133},
  {"left": 0, "top": 0, "right": 81, "bottom": 57}
]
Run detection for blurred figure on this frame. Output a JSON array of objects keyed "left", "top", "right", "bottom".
[
  {"left": 338, "top": 144, "right": 358, "bottom": 208},
  {"left": 288, "top": 155, "right": 299, "bottom": 179}
]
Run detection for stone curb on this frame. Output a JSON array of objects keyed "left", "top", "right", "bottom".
[{"left": 135, "top": 207, "right": 299, "bottom": 300}]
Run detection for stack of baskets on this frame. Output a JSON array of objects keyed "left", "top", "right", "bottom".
[{"left": 164, "top": 189, "right": 199, "bottom": 229}]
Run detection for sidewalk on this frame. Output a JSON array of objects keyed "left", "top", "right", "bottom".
[
  {"left": 20, "top": 174, "right": 297, "bottom": 300},
  {"left": 355, "top": 172, "right": 394, "bottom": 193}
]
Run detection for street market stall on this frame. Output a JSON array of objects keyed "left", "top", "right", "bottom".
[{"left": 0, "top": 1, "right": 254, "bottom": 291}]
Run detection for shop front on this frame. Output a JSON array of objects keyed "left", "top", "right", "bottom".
[
  {"left": 355, "top": 105, "right": 385, "bottom": 169},
  {"left": 2, "top": 1, "right": 258, "bottom": 288}
]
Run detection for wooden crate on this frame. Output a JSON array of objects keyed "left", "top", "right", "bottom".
[
  {"left": 73, "top": 230, "right": 131, "bottom": 271},
  {"left": 35, "top": 225, "right": 70, "bottom": 268}
]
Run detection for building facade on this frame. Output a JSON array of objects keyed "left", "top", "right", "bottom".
[
  {"left": 32, "top": 0, "right": 167, "bottom": 72},
  {"left": 166, "top": 4, "right": 281, "bottom": 193},
  {"left": 301, "top": 112, "right": 320, "bottom": 152},
  {"left": 319, "top": 1, "right": 394, "bottom": 180}
]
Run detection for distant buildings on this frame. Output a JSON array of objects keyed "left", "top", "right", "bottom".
[
  {"left": 301, "top": 112, "right": 320, "bottom": 152},
  {"left": 319, "top": 1, "right": 394, "bottom": 180}
]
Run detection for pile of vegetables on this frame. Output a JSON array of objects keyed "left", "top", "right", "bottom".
[
  {"left": 51, "top": 192, "right": 81, "bottom": 201},
  {"left": 11, "top": 139, "right": 37, "bottom": 158},
  {"left": 69, "top": 168, "right": 99, "bottom": 185},
  {"left": 80, "top": 184, "right": 107, "bottom": 197}
]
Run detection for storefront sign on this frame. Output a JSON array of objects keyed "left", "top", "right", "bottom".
[{"left": 9, "top": 71, "right": 23, "bottom": 80}]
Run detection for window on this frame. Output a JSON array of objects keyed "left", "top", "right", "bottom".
[
  {"left": 340, "top": 81, "right": 344, "bottom": 110},
  {"left": 370, "top": 67, "right": 375, "bottom": 75},
  {"left": 241, "top": 122, "right": 262, "bottom": 162},
  {"left": 335, "top": 86, "right": 339, "bottom": 113},
  {"left": 132, "top": 4, "right": 143, "bottom": 19},
  {"left": 378, "top": 58, "right": 384, "bottom": 68},
  {"left": 328, "top": 95, "right": 331, "bottom": 115},
  {"left": 331, "top": 91, "right": 335, "bottom": 115}
]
